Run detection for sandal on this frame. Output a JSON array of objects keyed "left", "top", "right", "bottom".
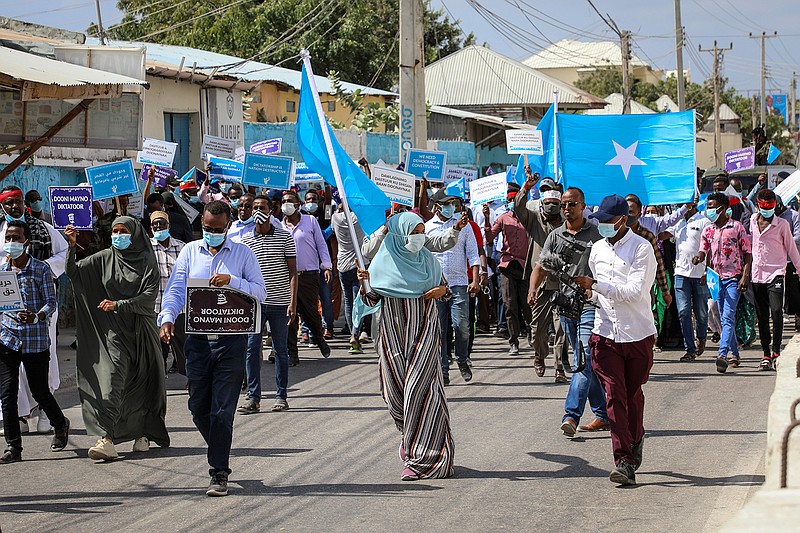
[
  {"left": 271, "top": 398, "right": 289, "bottom": 412},
  {"left": 679, "top": 352, "right": 696, "bottom": 362},
  {"left": 727, "top": 357, "right": 740, "bottom": 368}
]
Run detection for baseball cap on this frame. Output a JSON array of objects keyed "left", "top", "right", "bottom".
[
  {"left": 539, "top": 178, "right": 557, "bottom": 191},
  {"left": 589, "top": 194, "right": 629, "bottom": 222}
]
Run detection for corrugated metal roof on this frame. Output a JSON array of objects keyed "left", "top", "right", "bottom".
[
  {"left": 425, "top": 45, "right": 606, "bottom": 108},
  {"left": 656, "top": 94, "right": 679, "bottom": 112},
  {"left": 87, "top": 38, "right": 395, "bottom": 96},
  {"left": 584, "top": 93, "right": 656, "bottom": 115},
  {"left": 430, "top": 104, "right": 534, "bottom": 129},
  {"left": 713, "top": 103, "right": 740, "bottom": 121},
  {"left": 0, "top": 45, "right": 148, "bottom": 87},
  {"left": 523, "top": 39, "right": 649, "bottom": 70}
]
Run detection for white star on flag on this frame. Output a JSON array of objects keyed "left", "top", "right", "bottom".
[{"left": 605, "top": 140, "right": 647, "bottom": 179}]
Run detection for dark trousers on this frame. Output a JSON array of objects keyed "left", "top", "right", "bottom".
[
  {"left": 288, "top": 272, "right": 326, "bottom": 359},
  {"left": 785, "top": 264, "right": 800, "bottom": 315},
  {"left": 161, "top": 313, "right": 186, "bottom": 375},
  {"left": 0, "top": 346, "right": 66, "bottom": 453},
  {"left": 185, "top": 334, "right": 247, "bottom": 475},
  {"left": 500, "top": 262, "right": 531, "bottom": 344},
  {"left": 244, "top": 305, "right": 290, "bottom": 401},
  {"left": 476, "top": 289, "right": 492, "bottom": 331},
  {"left": 590, "top": 333, "right": 654, "bottom": 466},
  {"left": 753, "top": 275, "right": 785, "bottom": 356}
]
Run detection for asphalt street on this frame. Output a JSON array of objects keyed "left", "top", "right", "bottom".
[{"left": 0, "top": 332, "right": 778, "bottom": 533}]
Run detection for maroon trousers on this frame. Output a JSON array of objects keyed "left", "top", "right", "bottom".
[{"left": 589, "top": 333, "right": 654, "bottom": 466}]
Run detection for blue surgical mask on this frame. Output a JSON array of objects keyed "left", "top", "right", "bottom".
[
  {"left": 305, "top": 202, "right": 318, "bottom": 214},
  {"left": 705, "top": 206, "right": 722, "bottom": 222},
  {"left": 220, "top": 183, "right": 232, "bottom": 194},
  {"left": 153, "top": 229, "right": 170, "bottom": 242},
  {"left": 29, "top": 200, "right": 42, "bottom": 212},
  {"left": 598, "top": 219, "right": 620, "bottom": 239},
  {"left": 760, "top": 207, "right": 775, "bottom": 218},
  {"left": 230, "top": 199, "right": 240, "bottom": 209},
  {"left": 241, "top": 215, "right": 254, "bottom": 225},
  {"left": 3, "top": 242, "right": 25, "bottom": 259},
  {"left": 4, "top": 213, "right": 23, "bottom": 223},
  {"left": 507, "top": 201, "right": 515, "bottom": 211},
  {"left": 726, "top": 207, "right": 733, "bottom": 217},
  {"left": 111, "top": 234, "right": 132, "bottom": 250},
  {"left": 203, "top": 230, "right": 226, "bottom": 247},
  {"left": 440, "top": 204, "right": 456, "bottom": 219},
  {"left": 189, "top": 196, "right": 201, "bottom": 204}
]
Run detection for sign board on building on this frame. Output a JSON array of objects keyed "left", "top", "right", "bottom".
[{"left": 202, "top": 88, "right": 244, "bottom": 148}]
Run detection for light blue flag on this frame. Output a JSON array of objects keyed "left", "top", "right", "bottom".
[
  {"left": 768, "top": 144, "right": 782, "bottom": 164},
  {"left": 445, "top": 176, "right": 466, "bottom": 198},
  {"left": 558, "top": 110, "right": 696, "bottom": 206},
  {"left": 511, "top": 103, "right": 561, "bottom": 186},
  {"left": 706, "top": 267, "right": 720, "bottom": 302},
  {"left": 296, "top": 64, "right": 390, "bottom": 234}
]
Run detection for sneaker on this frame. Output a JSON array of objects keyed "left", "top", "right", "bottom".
[
  {"left": 609, "top": 461, "right": 636, "bottom": 485},
  {"left": 458, "top": 362, "right": 473, "bottom": 382},
  {"left": 132, "top": 437, "right": 150, "bottom": 452},
  {"left": 88, "top": 437, "right": 119, "bottom": 461},
  {"left": 554, "top": 369, "right": 569, "bottom": 384},
  {"left": 759, "top": 356, "right": 772, "bottom": 371},
  {"left": 772, "top": 352, "right": 781, "bottom": 369},
  {"left": 466, "top": 357, "right": 473, "bottom": 368},
  {"left": 493, "top": 329, "right": 510, "bottom": 340},
  {"left": 237, "top": 399, "right": 261, "bottom": 415},
  {"left": 401, "top": 466, "right": 419, "bottom": 481},
  {"left": 267, "top": 351, "right": 276, "bottom": 363},
  {"left": 50, "top": 417, "right": 70, "bottom": 452},
  {"left": 206, "top": 471, "right": 228, "bottom": 496},
  {"left": 319, "top": 340, "right": 331, "bottom": 358},
  {"left": 508, "top": 342, "right": 520, "bottom": 356},
  {"left": 301, "top": 333, "right": 310, "bottom": 345},
  {"left": 560, "top": 418, "right": 577, "bottom": 437},
  {"left": 36, "top": 410, "right": 52, "bottom": 434},
  {"left": 0, "top": 448, "right": 21, "bottom": 464},
  {"left": 308, "top": 340, "right": 319, "bottom": 349},
  {"left": 716, "top": 357, "right": 729, "bottom": 373},
  {"left": 348, "top": 336, "right": 363, "bottom": 354},
  {"left": 359, "top": 332, "right": 372, "bottom": 344},
  {"left": 632, "top": 439, "right": 644, "bottom": 471}
]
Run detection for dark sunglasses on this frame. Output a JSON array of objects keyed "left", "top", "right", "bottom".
[
  {"left": 202, "top": 226, "right": 227, "bottom": 234},
  {"left": 560, "top": 201, "right": 582, "bottom": 208}
]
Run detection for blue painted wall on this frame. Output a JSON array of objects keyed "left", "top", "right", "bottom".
[{"left": 0, "top": 164, "right": 84, "bottom": 210}]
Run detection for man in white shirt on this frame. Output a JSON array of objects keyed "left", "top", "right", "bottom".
[
  {"left": 574, "top": 195, "right": 656, "bottom": 486},
  {"left": 663, "top": 204, "right": 711, "bottom": 361}
]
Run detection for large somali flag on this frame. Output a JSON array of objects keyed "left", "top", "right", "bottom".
[
  {"left": 296, "top": 62, "right": 389, "bottom": 234},
  {"left": 558, "top": 110, "right": 696, "bottom": 206}
]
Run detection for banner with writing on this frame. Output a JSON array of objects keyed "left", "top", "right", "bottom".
[
  {"left": 250, "top": 138, "right": 282, "bottom": 155},
  {"left": 85, "top": 160, "right": 139, "bottom": 200},
  {"left": 208, "top": 155, "right": 243, "bottom": 182},
  {"left": 185, "top": 280, "right": 261, "bottom": 335},
  {"left": 242, "top": 153, "right": 294, "bottom": 189},
  {"left": 0, "top": 272, "right": 24, "bottom": 312},
  {"left": 202, "top": 134, "right": 236, "bottom": 160},
  {"left": 137, "top": 138, "right": 178, "bottom": 167},
  {"left": 372, "top": 165, "right": 415, "bottom": 207},
  {"left": 49, "top": 186, "right": 94, "bottom": 230},
  {"left": 405, "top": 149, "right": 447, "bottom": 181},
  {"left": 469, "top": 174, "right": 508, "bottom": 206}
]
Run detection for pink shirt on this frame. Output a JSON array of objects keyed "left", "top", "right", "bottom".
[
  {"left": 749, "top": 214, "right": 800, "bottom": 284},
  {"left": 700, "top": 218, "right": 751, "bottom": 280}
]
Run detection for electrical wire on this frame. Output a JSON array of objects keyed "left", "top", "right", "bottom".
[{"left": 133, "top": 0, "right": 254, "bottom": 41}]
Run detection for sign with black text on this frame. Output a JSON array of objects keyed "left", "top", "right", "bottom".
[{"left": 185, "top": 280, "right": 261, "bottom": 335}]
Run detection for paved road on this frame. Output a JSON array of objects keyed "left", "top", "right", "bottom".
[{"left": 1, "top": 331, "right": 779, "bottom": 533}]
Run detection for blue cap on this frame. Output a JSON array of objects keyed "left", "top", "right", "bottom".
[{"left": 589, "top": 194, "right": 629, "bottom": 222}]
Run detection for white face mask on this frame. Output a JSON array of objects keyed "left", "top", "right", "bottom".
[
  {"left": 405, "top": 233, "right": 426, "bottom": 253},
  {"left": 281, "top": 203, "right": 297, "bottom": 217}
]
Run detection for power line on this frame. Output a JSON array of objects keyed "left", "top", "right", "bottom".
[{"left": 134, "top": 0, "right": 254, "bottom": 41}]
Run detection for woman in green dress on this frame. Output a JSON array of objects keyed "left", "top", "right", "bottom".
[{"left": 65, "top": 216, "right": 169, "bottom": 460}]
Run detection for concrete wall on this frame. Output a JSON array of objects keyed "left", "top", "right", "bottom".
[
  {"left": 696, "top": 132, "right": 744, "bottom": 169},
  {"left": 540, "top": 65, "right": 663, "bottom": 86}
]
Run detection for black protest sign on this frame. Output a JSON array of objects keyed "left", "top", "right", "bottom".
[{"left": 185, "top": 285, "right": 260, "bottom": 335}]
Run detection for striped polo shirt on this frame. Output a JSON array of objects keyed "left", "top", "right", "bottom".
[{"left": 241, "top": 225, "right": 296, "bottom": 306}]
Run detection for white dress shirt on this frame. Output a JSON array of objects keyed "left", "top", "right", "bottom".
[
  {"left": 425, "top": 214, "right": 479, "bottom": 286},
  {"left": 669, "top": 212, "right": 711, "bottom": 278},
  {"left": 589, "top": 229, "right": 657, "bottom": 343}
]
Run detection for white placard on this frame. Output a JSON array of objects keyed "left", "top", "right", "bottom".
[
  {"left": 234, "top": 146, "right": 246, "bottom": 163},
  {"left": 173, "top": 193, "right": 200, "bottom": 223},
  {"left": 202, "top": 134, "right": 236, "bottom": 160},
  {"left": 773, "top": 169, "right": 800, "bottom": 204},
  {"left": 372, "top": 165, "right": 416, "bottom": 207},
  {"left": 137, "top": 138, "right": 178, "bottom": 167},
  {"left": 469, "top": 174, "right": 508, "bottom": 206},
  {"left": 0, "top": 271, "right": 24, "bottom": 312},
  {"left": 505, "top": 130, "right": 543, "bottom": 155},
  {"left": 444, "top": 166, "right": 478, "bottom": 184}
]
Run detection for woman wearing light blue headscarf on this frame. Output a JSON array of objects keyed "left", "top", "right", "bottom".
[{"left": 357, "top": 212, "right": 454, "bottom": 481}]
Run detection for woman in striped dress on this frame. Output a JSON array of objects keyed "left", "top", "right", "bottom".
[{"left": 356, "top": 212, "right": 454, "bottom": 481}]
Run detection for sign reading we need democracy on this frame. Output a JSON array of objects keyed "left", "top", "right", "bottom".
[{"left": 405, "top": 149, "right": 447, "bottom": 181}]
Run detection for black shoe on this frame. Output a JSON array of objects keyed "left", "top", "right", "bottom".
[
  {"left": 632, "top": 439, "right": 643, "bottom": 471},
  {"left": 206, "top": 471, "right": 228, "bottom": 497},
  {"left": 443, "top": 372, "right": 450, "bottom": 386},
  {"left": 609, "top": 461, "right": 636, "bottom": 485},
  {"left": 50, "top": 417, "right": 70, "bottom": 452},
  {"left": 458, "top": 362, "right": 473, "bottom": 382},
  {"left": 716, "top": 357, "right": 728, "bottom": 373},
  {"left": 268, "top": 352, "right": 275, "bottom": 363},
  {"left": 0, "top": 448, "right": 21, "bottom": 464},
  {"left": 69, "top": 339, "right": 77, "bottom": 350},
  {"left": 319, "top": 340, "right": 331, "bottom": 359},
  {"left": 289, "top": 356, "right": 299, "bottom": 367}
]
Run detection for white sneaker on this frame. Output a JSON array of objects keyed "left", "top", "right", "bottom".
[
  {"left": 88, "top": 437, "right": 119, "bottom": 461},
  {"left": 359, "top": 332, "right": 372, "bottom": 344},
  {"left": 37, "top": 410, "right": 53, "bottom": 434},
  {"left": 132, "top": 437, "right": 150, "bottom": 452}
]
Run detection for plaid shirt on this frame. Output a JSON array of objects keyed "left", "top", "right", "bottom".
[
  {"left": 0, "top": 257, "right": 56, "bottom": 353},
  {"left": 632, "top": 224, "right": 670, "bottom": 294},
  {"left": 151, "top": 237, "right": 186, "bottom": 314}
]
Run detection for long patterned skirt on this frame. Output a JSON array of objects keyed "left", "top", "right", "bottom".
[{"left": 376, "top": 296, "right": 454, "bottom": 479}]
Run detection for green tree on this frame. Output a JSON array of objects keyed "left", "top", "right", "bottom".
[{"left": 102, "top": 0, "right": 473, "bottom": 90}]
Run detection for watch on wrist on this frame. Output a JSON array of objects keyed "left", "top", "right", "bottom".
[{"left": 32, "top": 314, "right": 39, "bottom": 324}]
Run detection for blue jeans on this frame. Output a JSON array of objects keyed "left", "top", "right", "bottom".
[
  {"left": 339, "top": 268, "right": 361, "bottom": 335},
  {"left": 436, "top": 286, "right": 470, "bottom": 372},
  {"left": 674, "top": 275, "right": 709, "bottom": 354},
  {"left": 244, "top": 305, "right": 290, "bottom": 401},
  {"left": 561, "top": 308, "right": 607, "bottom": 424},
  {"left": 185, "top": 334, "right": 247, "bottom": 475},
  {"left": 319, "top": 271, "right": 334, "bottom": 331},
  {"left": 718, "top": 277, "right": 741, "bottom": 358}
]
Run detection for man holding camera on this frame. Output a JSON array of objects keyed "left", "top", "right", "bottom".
[
  {"left": 529, "top": 187, "right": 608, "bottom": 437},
  {"left": 574, "top": 195, "right": 656, "bottom": 486}
]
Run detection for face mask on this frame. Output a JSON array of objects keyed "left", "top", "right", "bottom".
[
  {"left": 254, "top": 210, "right": 270, "bottom": 225},
  {"left": 598, "top": 219, "right": 621, "bottom": 239},
  {"left": 220, "top": 183, "right": 232, "bottom": 194},
  {"left": 3, "top": 242, "right": 25, "bottom": 259},
  {"left": 230, "top": 199, "right": 240, "bottom": 209},
  {"left": 760, "top": 207, "right": 775, "bottom": 218},
  {"left": 203, "top": 230, "right": 226, "bottom": 247},
  {"left": 726, "top": 207, "right": 733, "bottom": 217},
  {"left": 281, "top": 203, "right": 297, "bottom": 217},
  {"left": 111, "top": 234, "right": 132, "bottom": 250},
  {"left": 241, "top": 215, "right": 254, "bottom": 225},
  {"left": 705, "top": 206, "right": 722, "bottom": 222},
  {"left": 405, "top": 234, "right": 426, "bottom": 253},
  {"left": 4, "top": 213, "right": 23, "bottom": 223},
  {"left": 29, "top": 201, "right": 42, "bottom": 212},
  {"left": 305, "top": 202, "right": 318, "bottom": 214},
  {"left": 188, "top": 196, "right": 201, "bottom": 204},
  {"left": 153, "top": 229, "right": 170, "bottom": 242},
  {"left": 507, "top": 201, "right": 515, "bottom": 211},
  {"left": 542, "top": 203, "right": 561, "bottom": 216},
  {"left": 440, "top": 204, "right": 456, "bottom": 220},
  {"left": 92, "top": 215, "right": 98, "bottom": 226}
]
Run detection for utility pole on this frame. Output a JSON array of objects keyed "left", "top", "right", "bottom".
[
  {"left": 620, "top": 30, "right": 632, "bottom": 114},
  {"left": 791, "top": 72, "right": 797, "bottom": 130},
  {"left": 94, "top": 0, "right": 106, "bottom": 45},
  {"left": 674, "top": 0, "right": 686, "bottom": 110},
  {"left": 699, "top": 41, "right": 733, "bottom": 168},
  {"left": 749, "top": 31, "right": 778, "bottom": 129},
  {"left": 398, "top": 0, "right": 427, "bottom": 164}
]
